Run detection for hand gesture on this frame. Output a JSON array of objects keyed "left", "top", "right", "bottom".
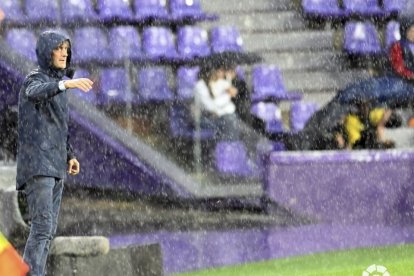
[
  {"left": 64, "top": 78, "right": 93, "bottom": 93},
  {"left": 68, "top": 158, "right": 80, "bottom": 175},
  {"left": 227, "top": 86, "right": 238, "bottom": 98}
]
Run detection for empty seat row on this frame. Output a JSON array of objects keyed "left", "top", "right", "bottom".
[
  {"left": 343, "top": 20, "right": 401, "bottom": 56},
  {"left": 73, "top": 67, "right": 173, "bottom": 105},
  {"left": 302, "top": 0, "right": 406, "bottom": 20},
  {"left": 5, "top": 25, "right": 243, "bottom": 64},
  {"left": 0, "top": 0, "right": 217, "bottom": 25}
]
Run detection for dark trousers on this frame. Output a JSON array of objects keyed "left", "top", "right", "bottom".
[{"left": 23, "top": 176, "right": 64, "bottom": 276}]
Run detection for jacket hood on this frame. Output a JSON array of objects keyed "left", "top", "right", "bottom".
[
  {"left": 36, "top": 30, "right": 75, "bottom": 79},
  {"left": 399, "top": 16, "right": 414, "bottom": 40}
]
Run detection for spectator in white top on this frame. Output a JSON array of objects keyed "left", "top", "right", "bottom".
[{"left": 193, "top": 62, "right": 266, "bottom": 161}]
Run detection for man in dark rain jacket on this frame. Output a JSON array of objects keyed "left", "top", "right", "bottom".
[{"left": 16, "top": 30, "right": 93, "bottom": 276}]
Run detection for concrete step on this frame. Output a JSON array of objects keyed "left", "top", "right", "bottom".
[
  {"left": 242, "top": 30, "right": 334, "bottom": 52},
  {"left": 201, "top": 0, "right": 296, "bottom": 13},
  {"left": 261, "top": 51, "right": 350, "bottom": 71},
  {"left": 282, "top": 70, "right": 370, "bottom": 93},
  {"left": 58, "top": 194, "right": 296, "bottom": 236},
  {"left": 200, "top": 11, "right": 307, "bottom": 33}
]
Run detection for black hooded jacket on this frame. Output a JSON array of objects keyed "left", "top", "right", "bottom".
[{"left": 16, "top": 31, "right": 75, "bottom": 190}]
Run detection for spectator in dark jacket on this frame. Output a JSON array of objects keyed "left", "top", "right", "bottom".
[
  {"left": 337, "top": 17, "right": 414, "bottom": 109},
  {"left": 17, "top": 30, "right": 93, "bottom": 276}
]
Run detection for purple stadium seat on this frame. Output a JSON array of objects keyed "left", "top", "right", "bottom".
[
  {"left": 134, "top": 0, "right": 169, "bottom": 20},
  {"left": 177, "top": 26, "right": 210, "bottom": 59},
  {"left": 97, "top": 0, "right": 135, "bottom": 22},
  {"left": 383, "top": 0, "right": 407, "bottom": 14},
  {"left": 251, "top": 102, "right": 285, "bottom": 133},
  {"left": 343, "top": 21, "right": 382, "bottom": 55},
  {"left": 61, "top": 0, "right": 98, "bottom": 24},
  {"left": 25, "top": 0, "right": 59, "bottom": 23},
  {"left": 72, "top": 27, "right": 110, "bottom": 63},
  {"left": 142, "top": 27, "right": 178, "bottom": 60},
  {"left": 214, "top": 141, "right": 254, "bottom": 177},
  {"left": 170, "top": 0, "right": 203, "bottom": 16},
  {"left": 385, "top": 21, "right": 401, "bottom": 49},
  {"left": 108, "top": 26, "right": 142, "bottom": 61},
  {"left": 0, "top": 0, "right": 26, "bottom": 24},
  {"left": 343, "top": 0, "right": 383, "bottom": 16},
  {"left": 169, "top": 104, "right": 213, "bottom": 139},
  {"left": 6, "top": 29, "right": 37, "bottom": 62},
  {"left": 137, "top": 67, "right": 173, "bottom": 102},
  {"left": 301, "top": 0, "right": 345, "bottom": 19},
  {"left": 210, "top": 26, "right": 243, "bottom": 53},
  {"left": 235, "top": 66, "right": 246, "bottom": 80},
  {"left": 169, "top": 0, "right": 218, "bottom": 21},
  {"left": 290, "top": 102, "right": 318, "bottom": 132},
  {"left": 99, "top": 67, "right": 133, "bottom": 105},
  {"left": 71, "top": 68, "right": 97, "bottom": 104},
  {"left": 176, "top": 66, "right": 200, "bottom": 100},
  {"left": 251, "top": 65, "right": 303, "bottom": 102}
]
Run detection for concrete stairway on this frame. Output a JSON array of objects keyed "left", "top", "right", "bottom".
[{"left": 200, "top": 0, "right": 370, "bottom": 106}]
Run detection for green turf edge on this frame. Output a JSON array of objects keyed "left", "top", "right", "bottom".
[{"left": 175, "top": 243, "right": 414, "bottom": 276}]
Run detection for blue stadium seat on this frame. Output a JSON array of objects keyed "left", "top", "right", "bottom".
[
  {"left": 25, "top": 0, "right": 59, "bottom": 24},
  {"left": 142, "top": 27, "right": 178, "bottom": 61},
  {"left": 137, "top": 67, "right": 173, "bottom": 102},
  {"left": 72, "top": 27, "right": 110, "bottom": 63},
  {"left": 176, "top": 66, "right": 199, "bottom": 100},
  {"left": 343, "top": 0, "right": 384, "bottom": 17},
  {"left": 169, "top": 103, "right": 214, "bottom": 139},
  {"left": 97, "top": 0, "right": 135, "bottom": 22},
  {"left": 61, "top": 0, "right": 98, "bottom": 25},
  {"left": 385, "top": 21, "right": 401, "bottom": 49},
  {"left": 383, "top": 0, "right": 407, "bottom": 14},
  {"left": 251, "top": 102, "right": 285, "bottom": 133},
  {"left": 72, "top": 68, "right": 98, "bottom": 104},
  {"left": 301, "top": 0, "right": 345, "bottom": 20},
  {"left": 0, "top": 0, "right": 26, "bottom": 24},
  {"left": 99, "top": 67, "right": 134, "bottom": 105},
  {"left": 177, "top": 26, "right": 210, "bottom": 60},
  {"left": 108, "top": 26, "right": 142, "bottom": 62},
  {"left": 210, "top": 26, "right": 243, "bottom": 53},
  {"left": 290, "top": 102, "right": 318, "bottom": 132},
  {"left": 169, "top": 0, "right": 218, "bottom": 21},
  {"left": 251, "top": 65, "right": 303, "bottom": 102},
  {"left": 214, "top": 141, "right": 255, "bottom": 177},
  {"left": 134, "top": 0, "right": 169, "bottom": 21},
  {"left": 343, "top": 21, "right": 382, "bottom": 56},
  {"left": 6, "top": 28, "right": 37, "bottom": 62}
]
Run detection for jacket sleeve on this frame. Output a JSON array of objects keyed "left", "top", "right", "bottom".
[
  {"left": 66, "top": 134, "right": 76, "bottom": 161},
  {"left": 24, "top": 74, "right": 63, "bottom": 102},
  {"left": 389, "top": 42, "right": 414, "bottom": 79}
]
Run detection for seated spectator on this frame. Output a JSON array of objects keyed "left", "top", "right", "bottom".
[
  {"left": 344, "top": 105, "right": 396, "bottom": 149},
  {"left": 338, "top": 16, "right": 414, "bottom": 109},
  {"left": 223, "top": 65, "right": 250, "bottom": 121},
  {"left": 194, "top": 63, "right": 238, "bottom": 141},
  {"left": 193, "top": 61, "right": 266, "bottom": 159}
]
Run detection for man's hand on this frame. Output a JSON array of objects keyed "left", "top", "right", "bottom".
[
  {"left": 0, "top": 9, "right": 5, "bottom": 23},
  {"left": 227, "top": 86, "right": 238, "bottom": 98},
  {"left": 64, "top": 78, "right": 93, "bottom": 93},
  {"left": 68, "top": 159, "right": 80, "bottom": 175}
]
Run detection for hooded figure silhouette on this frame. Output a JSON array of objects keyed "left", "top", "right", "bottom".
[{"left": 16, "top": 30, "right": 76, "bottom": 189}]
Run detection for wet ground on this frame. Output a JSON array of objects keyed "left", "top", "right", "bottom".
[{"left": 54, "top": 188, "right": 306, "bottom": 238}]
